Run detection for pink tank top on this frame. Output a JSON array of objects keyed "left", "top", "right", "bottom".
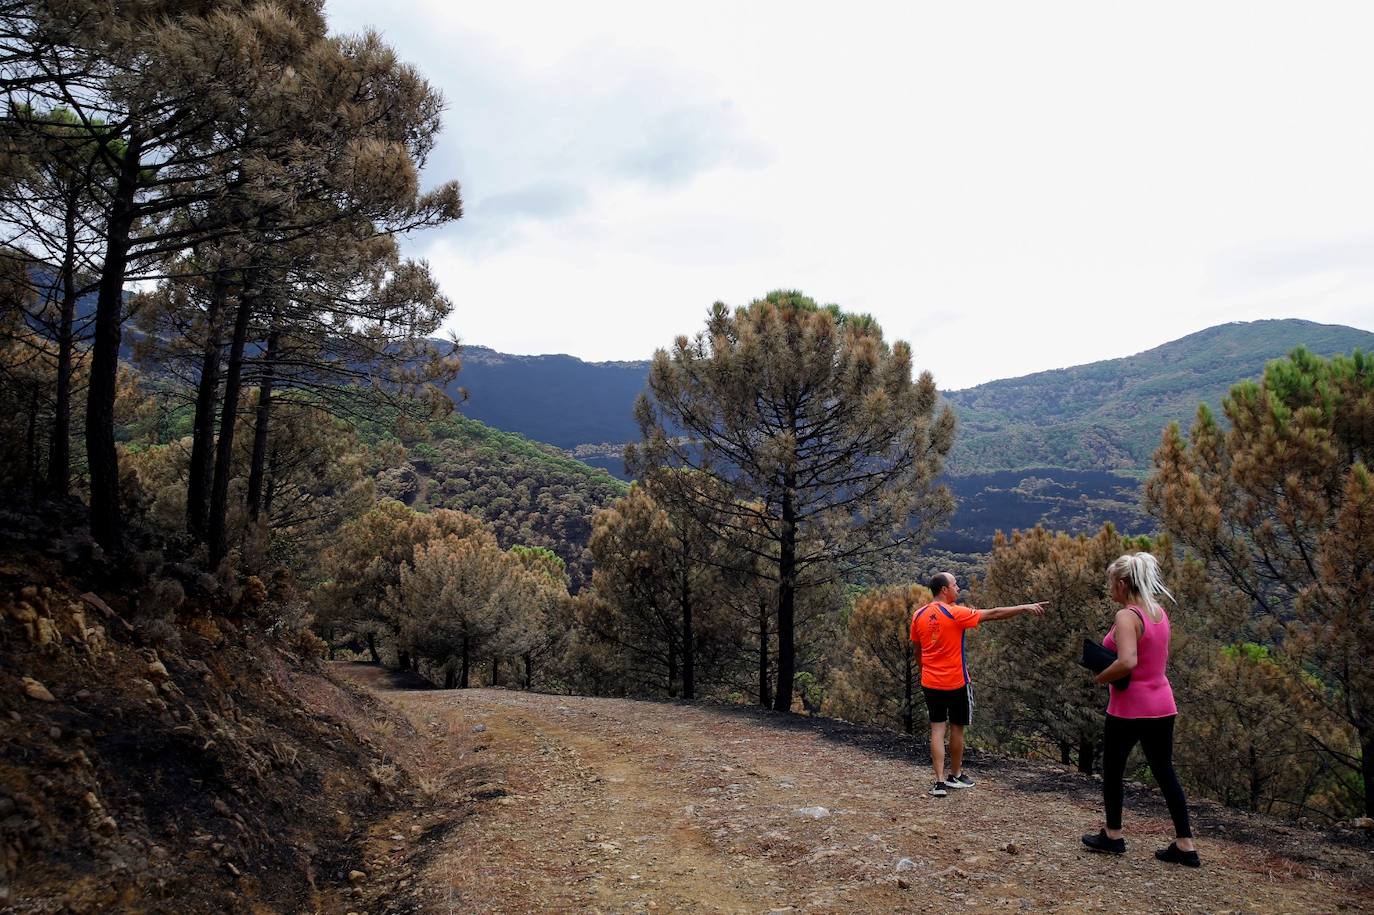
[{"left": 1102, "top": 605, "right": 1177, "bottom": 718}]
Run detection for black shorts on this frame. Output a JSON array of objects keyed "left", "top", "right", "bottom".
[{"left": 923, "top": 684, "right": 971, "bottom": 726}]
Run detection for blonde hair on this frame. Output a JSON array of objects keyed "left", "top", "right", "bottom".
[{"left": 1107, "top": 552, "right": 1174, "bottom": 613}]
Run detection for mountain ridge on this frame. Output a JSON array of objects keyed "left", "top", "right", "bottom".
[
  {"left": 444, "top": 318, "right": 1374, "bottom": 550},
  {"left": 943, "top": 318, "right": 1352, "bottom": 393},
  {"left": 942, "top": 317, "right": 1374, "bottom": 474},
  {"left": 445, "top": 345, "right": 649, "bottom": 450},
  {"left": 450, "top": 317, "right": 1374, "bottom": 472}
]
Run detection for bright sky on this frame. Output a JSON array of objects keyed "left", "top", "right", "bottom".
[{"left": 327, "top": 1, "right": 1374, "bottom": 390}]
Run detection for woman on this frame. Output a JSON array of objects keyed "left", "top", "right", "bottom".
[{"left": 1081, "top": 552, "right": 1200, "bottom": 867}]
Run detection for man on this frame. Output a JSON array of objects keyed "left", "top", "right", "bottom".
[{"left": 911, "top": 571, "right": 1044, "bottom": 797}]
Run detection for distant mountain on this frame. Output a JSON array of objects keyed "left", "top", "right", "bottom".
[
  {"left": 447, "top": 319, "right": 1374, "bottom": 551},
  {"left": 935, "top": 319, "right": 1374, "bottom": 548},
  {"left": 454, "top": 320, "right": 1373, "bottom": 468},
  {"left": 446, "top": 346, "right": 649, "bottom": 450},
  {"left": 942, "top": 319, "right": 1374, "bottom": 475}
]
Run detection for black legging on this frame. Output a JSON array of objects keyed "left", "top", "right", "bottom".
[{"left": 1102, "top": 714, "right": 1192, "bottom": 838}]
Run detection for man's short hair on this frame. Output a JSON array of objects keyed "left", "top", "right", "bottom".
[{"left": 928, "top": 572, "right": 952, "bottom": 595}]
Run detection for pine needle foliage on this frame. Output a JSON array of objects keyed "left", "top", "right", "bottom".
[
  {"left": 1147, "top": 346, "right": 1374, "bottom": 816},
  {"left": 628, "top": 290, "right": 955, "bottom": 712}
]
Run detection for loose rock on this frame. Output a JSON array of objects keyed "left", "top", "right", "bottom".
[
  {"left": 35, "top": 617, "right": 58, "bottom": 645},
  {"left": 22, "top": 677, "right": 56, "bottom": 702},
  {"left": 79, "top": 592, "right": 115, "bottom": 618}
]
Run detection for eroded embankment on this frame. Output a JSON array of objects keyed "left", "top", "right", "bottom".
[{"left": 0, "top": 557, "right": 422, "bottom": 914}]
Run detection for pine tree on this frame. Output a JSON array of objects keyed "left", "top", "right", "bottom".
[
  {"left": 0, "top": 106, "right": 108, "bottom": 495},
  {"left": 1147, "top": 347, "right": 1374, "bottom": 816},
  {"left": 584, "top": 484, "right": 689, "bottom": 697},
  {"left": 1174, "top": 642, "right": 1339, "bottom": 815},
  {"left": 628, "top": 291, "right": 954, "bottom": 712},
  {"left": 507, "top": 544, "right": 573, "bottom": 688},
  {"left": 975, "top": 525, "right": 1143, "bottom": 773},
  {"left": 314, "top": 501, "right": 481, "bottom": 663},
  {"left": 392, "top": 528, "right": 518, "bottom": 688},
  {"left": 2, "top": 2, "right": 460, "bottom": 552},
  {"left": 828, "top": 584, "right": 931, "bottom": 734}
]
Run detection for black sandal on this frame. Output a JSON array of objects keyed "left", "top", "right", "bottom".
[
  {"left": 1154, "top": 842, "right": 1201, "bottom": 867},
  {"left": 1081, "top": 829, "right": 1126, "bottom": 854}
]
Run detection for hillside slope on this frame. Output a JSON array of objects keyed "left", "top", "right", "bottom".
[
  {"left": 442, "top": 320, "right": 1374, "bottom": 550},
  {"left": 447, "top": 320, "right": 1374, "bottom": 475},
  {"left": 943, "top": 318, "right": 1374, "bottom": 474},
  {"left": 337, "top": 666, "right": 1374, "bottom": 914},
  {"left": 0, "top": 550, "right": 423, "bottom": 913},
  {"left": 384, "top": 414, "right": 627, "bottom": 591},
  {"left": 931, "top": 320, "right": 1374, "bottom": 547}
]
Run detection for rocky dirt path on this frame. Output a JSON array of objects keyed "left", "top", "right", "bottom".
[{"left": 334, "top": 664, "right": 1373, "bottom": 914}]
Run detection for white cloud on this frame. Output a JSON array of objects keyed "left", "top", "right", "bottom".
[{"left": 328, "top": 0, "right": 1374, "bottom": 390}]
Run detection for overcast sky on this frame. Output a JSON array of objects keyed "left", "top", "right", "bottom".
[{"left": 326, "top": 1, "right": 1374, "bottom": 390}]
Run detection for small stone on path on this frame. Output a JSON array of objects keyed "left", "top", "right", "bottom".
[{"left": 22, "top": 678, "right": 56, "bottom": 702}]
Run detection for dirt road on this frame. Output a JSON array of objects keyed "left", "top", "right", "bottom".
[{"left": 332, "top": 664, "right": 1373, "bottom": 914}]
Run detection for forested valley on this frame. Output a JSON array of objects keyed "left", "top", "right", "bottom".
[{"left": 0, "top": 1, "right": 1371, "bottom": 912}]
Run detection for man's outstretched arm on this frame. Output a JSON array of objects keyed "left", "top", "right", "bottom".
[{"left": 978, "top": 602, "right": 1046, "bottom": 622}]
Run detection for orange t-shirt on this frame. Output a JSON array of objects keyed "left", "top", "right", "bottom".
[{"left": 909, "top": 602, "right": 981, "bottom": 690}]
